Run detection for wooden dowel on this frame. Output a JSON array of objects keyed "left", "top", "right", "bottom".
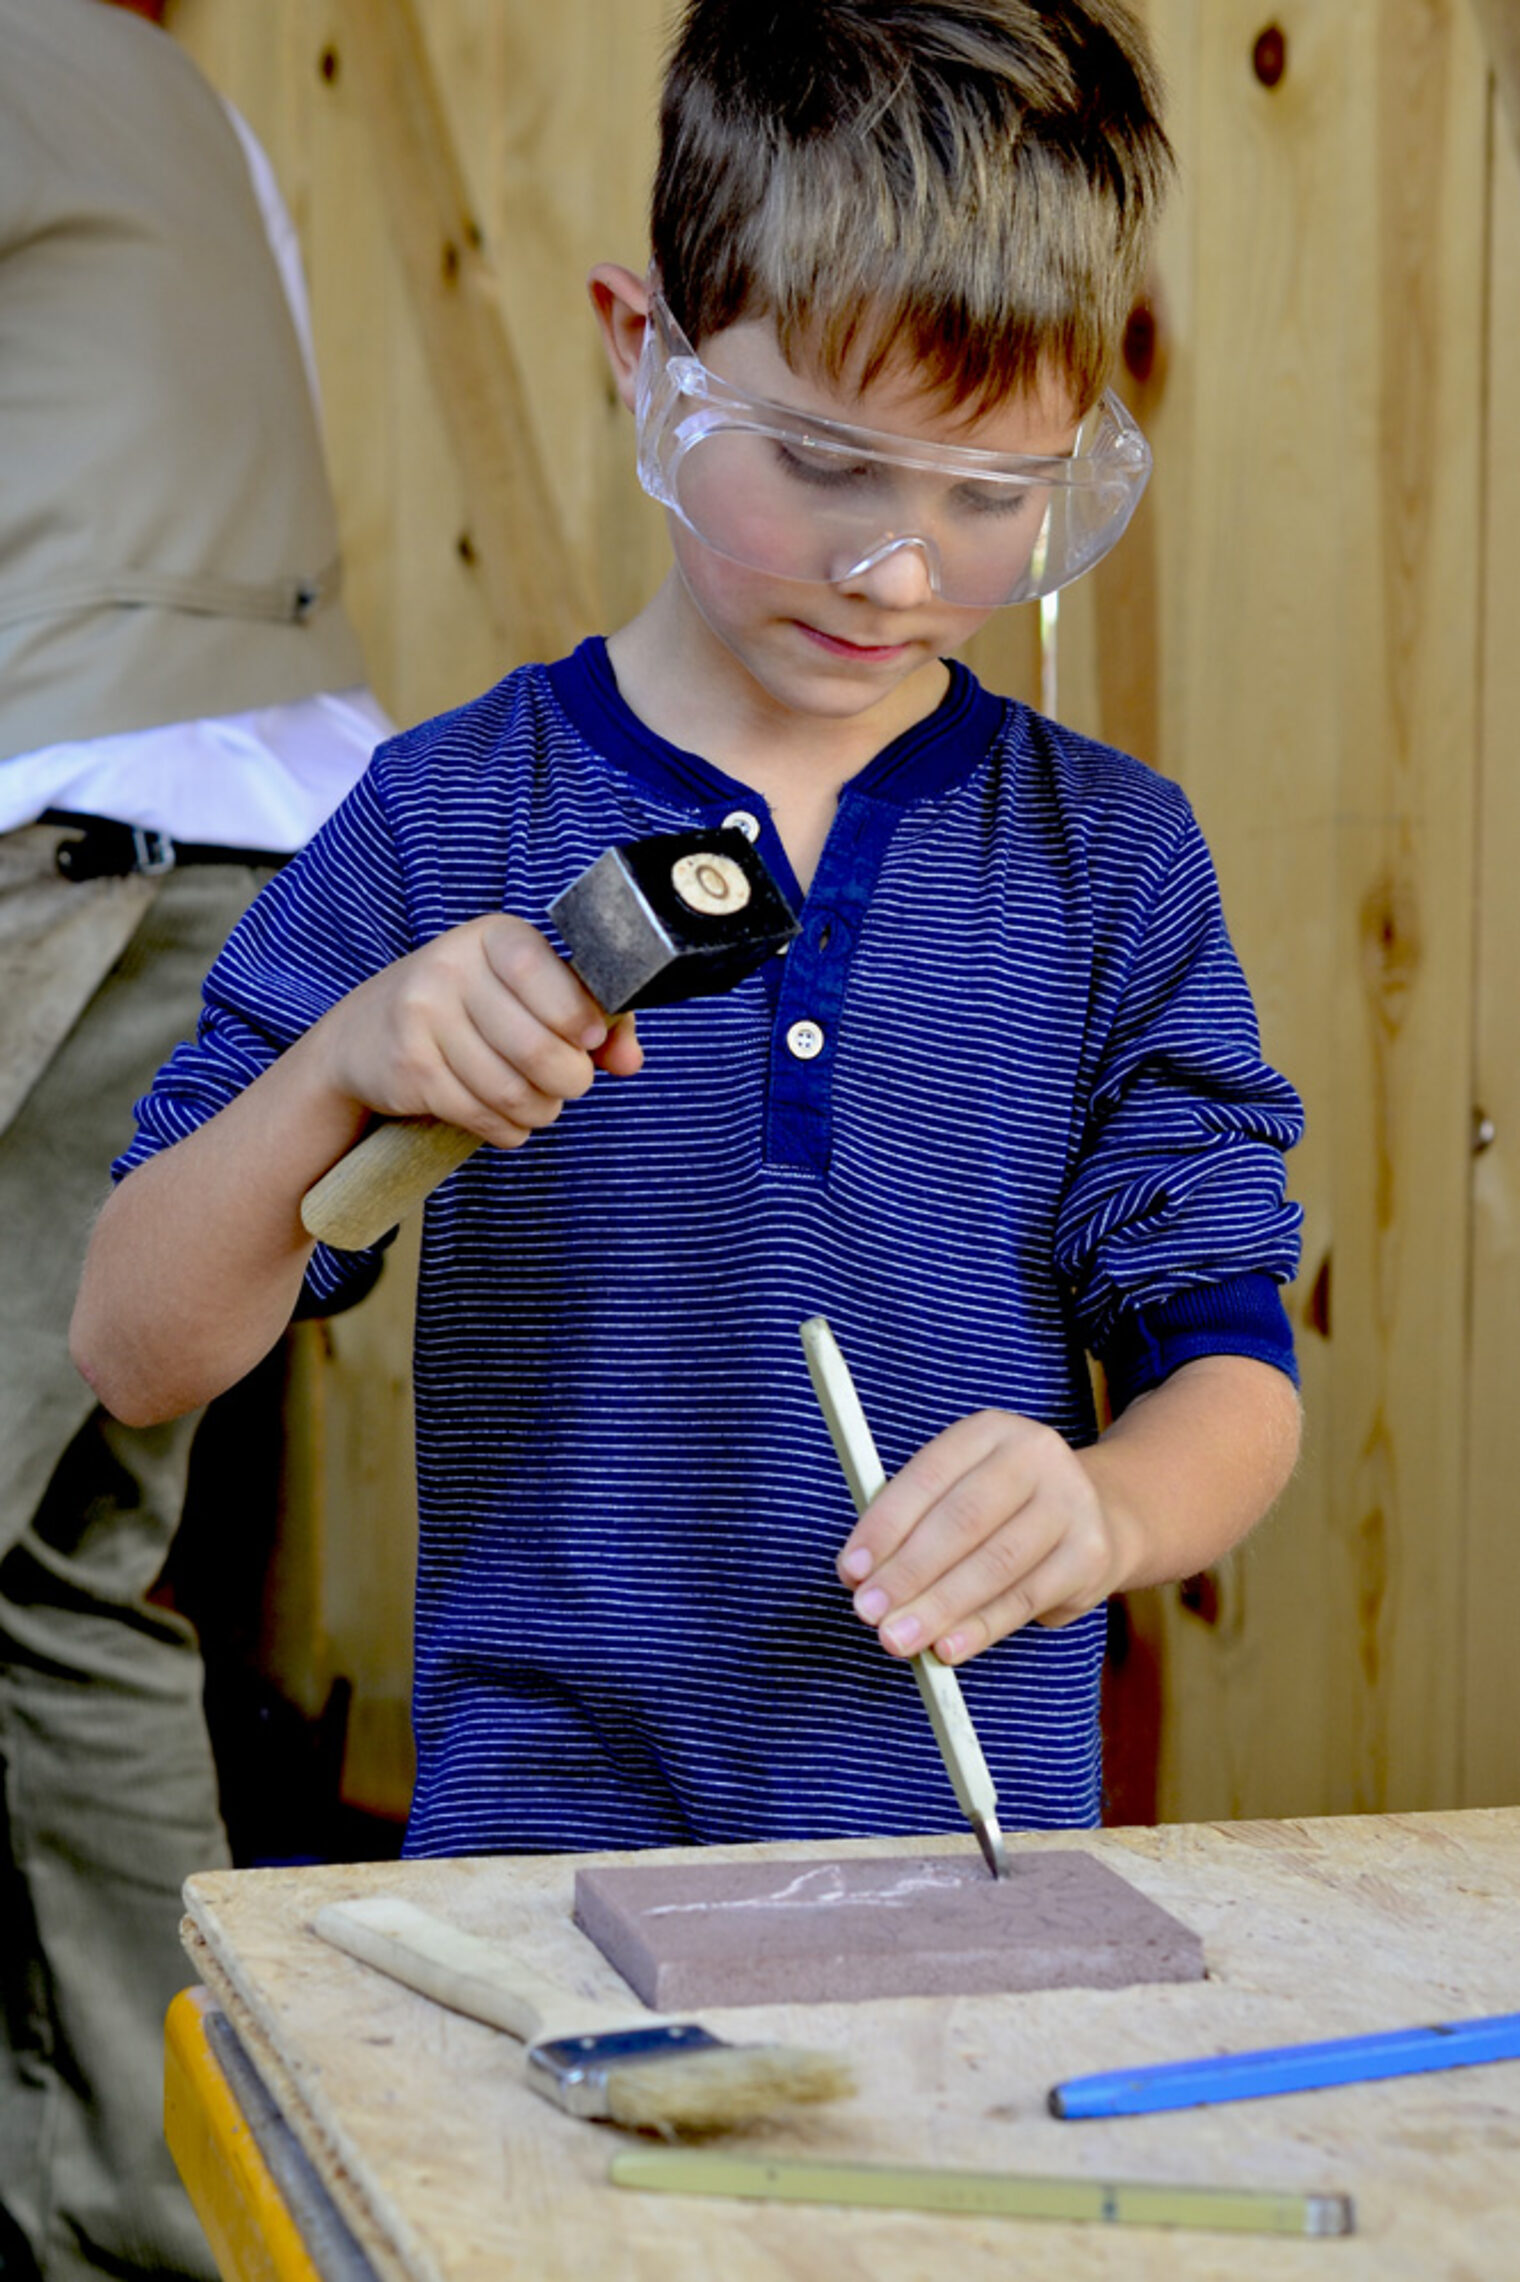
[{"left": 301, "top": 1116, "right": 481, "bottom": 1251}]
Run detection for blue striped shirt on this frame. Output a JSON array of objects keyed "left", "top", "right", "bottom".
[{"left": 119, "top": 642, "right": 1303, "bottom": 1854}]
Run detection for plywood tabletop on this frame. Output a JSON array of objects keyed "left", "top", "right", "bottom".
[{"left": 182, "top": 1811, "right": 1520, "bottom": 2282}]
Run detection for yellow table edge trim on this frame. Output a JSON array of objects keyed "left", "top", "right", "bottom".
[{"left": 165, "top": 1985, "right": 326, "bottom": 2282}]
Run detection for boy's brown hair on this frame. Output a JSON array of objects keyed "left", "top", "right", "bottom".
[{"left": 651, "top": 0, "right": 1171, "bottom": 417}]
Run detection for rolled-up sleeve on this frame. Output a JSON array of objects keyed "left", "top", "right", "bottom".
[
  {"left": 112, "top": 762, "right": 415, "bottom": 1313},
  {"left": 1053, "top": 805, "right": 1304, "bottom": 1403}
]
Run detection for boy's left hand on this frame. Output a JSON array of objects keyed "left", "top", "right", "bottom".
[{"left": 835, "top": 1410, "right": 1131, "bottom": 1664}]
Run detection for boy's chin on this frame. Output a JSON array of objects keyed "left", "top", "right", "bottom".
[{"left": 739, "top": 625, "right": 942, "bottom": 707}]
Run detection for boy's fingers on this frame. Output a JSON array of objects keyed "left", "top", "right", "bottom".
[
  {"left": 478, "top": 913, "right": 608, "bottom": 1046},
  {"left": 398, "top": 1057, "right": 540, "bottom": 1151},
  {"left": 591, "top": 1013, "right": 643, "bottom": 1075},
  {"left": 863, "top": 1455, "right": 1042, "bottom": 1619},
  {"left": 459, "top": 989, "right": 600, "bottom": 1108},
  {"left": 835, "top": 1412, "right": 1118, "bottom": 1663},
  {"left": 437, "top": 1024, "right": 581, "bottom": 1144},
  {"left": 884, "top": 1478, "right": 1117, "bottom": 1662},
  {"left": 835, "top": 1411, "right": 1012, "bottom": 1581},
  {"left": 865, "top": 1487, "right": 1062, "bottom": 1655},
  {"left": 930, "top": 1546, "right": 1100, "bottom": 1664},
  {"left": 837, "top": 1413, "right": 1049, "bottom": 1595}
]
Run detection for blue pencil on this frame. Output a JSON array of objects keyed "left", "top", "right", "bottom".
[{"left": 1050, "top": 2011, "right": 1520, "bottom": 2119}]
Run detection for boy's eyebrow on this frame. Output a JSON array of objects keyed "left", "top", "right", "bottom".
[{"left": 663, "top": 308, "right": 1081, "bottom": 470}]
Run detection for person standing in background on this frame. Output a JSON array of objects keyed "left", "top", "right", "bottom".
[{"left": 0, "top": 3, "right": 390, "bottom": 2276}]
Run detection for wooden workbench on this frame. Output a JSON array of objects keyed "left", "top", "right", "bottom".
[{"left": 174, "top": 1810, "right": 1520, "bottom": 2280}]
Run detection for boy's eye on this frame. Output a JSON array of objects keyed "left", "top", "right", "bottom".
[
  {"left": 948, "top": 480, "right": 1039, "bottom": 520},
  {"left": 770, "top": 440, "right": 881, "bottom": 492}
]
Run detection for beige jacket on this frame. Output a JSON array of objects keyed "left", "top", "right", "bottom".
[{"left": 0, "top": 0, "right": 364, "bottom": 762}]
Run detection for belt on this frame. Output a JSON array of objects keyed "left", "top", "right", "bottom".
[{"left": 41, "top": 809, "right": 291, "bottom": 883}]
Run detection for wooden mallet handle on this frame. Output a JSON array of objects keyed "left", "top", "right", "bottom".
[{"left": 301, "top": 1115, "right": 480, "bottom": 1251}]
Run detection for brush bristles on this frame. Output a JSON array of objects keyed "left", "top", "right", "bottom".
[{"left": 605, "top": 2044, "right": 855, "bottom": 2135}]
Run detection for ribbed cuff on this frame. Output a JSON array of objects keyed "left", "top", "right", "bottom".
[{"left": 1100, "top": 1272, "right": 1299, "bottom": 1414}]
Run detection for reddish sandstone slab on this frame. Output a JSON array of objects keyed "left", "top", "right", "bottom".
[{"left": 572, "top": 1850, "right": 1205, "bottom": 2010}]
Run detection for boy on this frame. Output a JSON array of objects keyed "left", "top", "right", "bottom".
[{"left": 73, "top": 0, "right": 1304, "bottom": 1856}]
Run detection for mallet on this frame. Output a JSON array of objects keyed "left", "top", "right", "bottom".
[{"left": 299, "top": 828, "right": 799, "bottom": 1252}]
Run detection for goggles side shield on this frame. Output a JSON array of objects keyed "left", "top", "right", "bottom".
[{"left": 634, "top": 295, "right": 1151, "bottom": 607}]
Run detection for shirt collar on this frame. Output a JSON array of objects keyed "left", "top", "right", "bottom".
[{"left": 545, "top": 636, "right": 1007, "bottom": 815}]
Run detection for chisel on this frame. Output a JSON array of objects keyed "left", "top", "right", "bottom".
[{"left": 799, "top": 1315, "right": 1009, "bottom": 1878}]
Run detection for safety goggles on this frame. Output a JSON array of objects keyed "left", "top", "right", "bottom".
[{"left": 634, "top": 294, "right": 1151, "bottom": 608}]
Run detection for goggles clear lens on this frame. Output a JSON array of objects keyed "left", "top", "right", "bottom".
[{"left": 635, "top": 295, "right": 1150, "bottom": 608}]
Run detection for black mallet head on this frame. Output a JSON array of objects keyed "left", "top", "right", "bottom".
[{"left": 548, "top": 829, "right": 800, "bottom": 1014}]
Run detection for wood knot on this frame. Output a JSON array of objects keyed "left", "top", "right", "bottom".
[
  {"left": 1178, "top": 1570, "right": 1221, "bottom": 1627},
  {"left": 1122, "top": 300, "right": 1157, "bottom": 386},
  {"left": 1359, "top": 873, "right": 1422, "bottom": 1035},
  {"left": 1252, "top": 23, "right": 1287, "bottom": 87},
  {"left": 318, "top": 44, "right": 339, "bottom": 85},
  {"left": 1355, "top": 1504, "right": 1388, "bottom": 1689}
]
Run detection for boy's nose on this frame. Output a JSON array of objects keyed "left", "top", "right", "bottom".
[{"left": 831, "top": 534, "right": 939, "bottom": 608}]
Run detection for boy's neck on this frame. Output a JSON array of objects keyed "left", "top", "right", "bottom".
[{"left": 604, "top": 578, "right": 953, "bottom": 892}]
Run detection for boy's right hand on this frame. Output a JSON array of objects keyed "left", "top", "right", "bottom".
[{"left": 308, "top": 913, "right": 643, "bottom": 1150}]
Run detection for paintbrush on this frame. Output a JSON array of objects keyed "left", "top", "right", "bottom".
[
  {"left": 800, "top": 1316, "right": 1010, "bottom": 1878},
  {"left": 312, "top": 1895, "right": 854, "bottom": 2136}
]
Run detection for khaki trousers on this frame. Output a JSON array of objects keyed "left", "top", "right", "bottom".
[{"left": 0, "top": 850, "right": 265, "bottom": 2282}]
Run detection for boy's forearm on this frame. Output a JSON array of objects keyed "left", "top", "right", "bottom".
[
  {"left": 70, "top": 1030, "right": 371, "bottom": 1427},
  {"left": 1079, "top": 1353, "right": 1302, "bottom": 1594}
]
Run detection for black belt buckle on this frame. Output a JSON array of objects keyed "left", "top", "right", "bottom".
[{"left": 54, "top": 818, "right": 177, "bottom": 882}]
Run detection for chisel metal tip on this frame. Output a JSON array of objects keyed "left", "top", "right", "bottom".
[{"left": 974, "top": 1811, "right": 1010, "bottom": 1880}]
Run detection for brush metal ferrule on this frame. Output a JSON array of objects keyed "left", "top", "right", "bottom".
[{"left": 526, "top": 2023, "right": 723, "bottom": 2118}]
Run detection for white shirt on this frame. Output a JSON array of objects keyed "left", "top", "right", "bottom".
[{"left": 0, "top": 99, "right": 390, "bottom": 851}]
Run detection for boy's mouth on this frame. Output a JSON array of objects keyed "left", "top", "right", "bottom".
[{"left": 793, "top": 621, "right": 916, "bottom": 663}]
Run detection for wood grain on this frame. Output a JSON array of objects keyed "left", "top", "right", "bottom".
[
  {"left": 180, "top": 1814, "right": 1520, "bottom": 2280},
  {"left": 261, "top": 1219, "right": 420, "bottom": 1821},
  {"left": 1463, "top": 75, "right": 1520, "bottom": 1807},
  {"left": 328, "top": 0, "right": 592, "bottom": 663},
  {"left": 1128, "top": 0, "right": 1489, "bottom": 1822},
  {"left": 1470, "top": 0, "right": 1520, "bottom": 154}
]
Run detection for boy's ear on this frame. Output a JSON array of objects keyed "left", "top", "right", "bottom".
[{"left": 588, "top": 265, "right": 650, "bottom": 413}]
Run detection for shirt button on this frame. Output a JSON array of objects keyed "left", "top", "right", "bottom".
[
  {"left": 786, "top": 1019, "right": 825, "bottom": 1061},
  {"left": 721, "top": 809, "right": 762, "bottom": 841}
]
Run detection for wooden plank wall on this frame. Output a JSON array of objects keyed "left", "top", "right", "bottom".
[
  {"left": 1466, "top": 49, "right": 1520, "bottom": 1810},
  {"left": 1114, "top": 0, "right": 1497, "bottom": 1821},
  {"left": 168, "top": 0, "right": 1518, "bottom": 1824}
]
